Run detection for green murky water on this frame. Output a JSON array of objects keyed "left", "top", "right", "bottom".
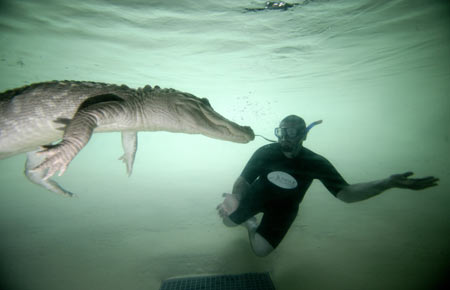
[{"left": 1, "top": 1, "right": 449, "bottom": 289}]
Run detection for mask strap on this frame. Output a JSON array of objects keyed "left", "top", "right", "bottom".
[{"left": 256, "top": 119, "right": 323, "bottom": 143}]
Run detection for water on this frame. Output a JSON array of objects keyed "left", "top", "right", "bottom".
[{"left": 0, "top": 0, "right": 449, "bottom": 289}]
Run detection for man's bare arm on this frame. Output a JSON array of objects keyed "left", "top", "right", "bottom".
[
  {"left": 232, "top": 176, "right": 251, "bottom": 200},
  {"left": 337, "top": 172, "right": 439, "bottom": 203}
]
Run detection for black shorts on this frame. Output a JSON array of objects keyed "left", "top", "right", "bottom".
[{"left": 229, "top": 175, "right": 300, "bottom": 248}]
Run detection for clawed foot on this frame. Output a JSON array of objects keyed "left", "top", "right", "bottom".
[
  {"left": 25, "top": 150, "right": 76, "bottom": 197},
  {"left": 119, "top": 154, "right": 134, "bottom": 176},
  {"left": 30, "top": 144, "right": 72, "bottom": 180}
]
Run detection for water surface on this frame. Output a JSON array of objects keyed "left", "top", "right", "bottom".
[{"left": 1, "top": 1, "right": 449, "bottom": 289}]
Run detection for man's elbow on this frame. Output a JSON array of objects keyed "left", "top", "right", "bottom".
[
  {"left": 336, "top": 188, "right": 357, "bottom": 203},
  {"left": 223, "top": 216, "right": 238, "bottom": 227},
  {"left": 337, "top": 194, "right": 353, "bottom": 203}
]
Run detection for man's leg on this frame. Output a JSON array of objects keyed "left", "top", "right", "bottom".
[
  {"left": 252, "top": 206, "right": 299, "bottom": 257},
  {"left": 243, "top": 218, "right": 274, "bottom": 257}
]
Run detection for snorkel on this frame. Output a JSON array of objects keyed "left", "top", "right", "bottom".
[
  {"left": 256, "top": 119, "right": 323, "bottom": 143},
  {"left": 305, "top": 119, "right": 323, "bottom": 133}
]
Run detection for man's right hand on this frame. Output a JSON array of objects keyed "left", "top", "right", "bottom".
[{"left": 217, "top": 193, "right": 239, "bottom": 220}]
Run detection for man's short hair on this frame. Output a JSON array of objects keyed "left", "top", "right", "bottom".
[{"left": 281, "top": 115, "right": 306, "bottom": 128}]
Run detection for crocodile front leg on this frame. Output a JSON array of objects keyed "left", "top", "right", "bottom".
[
  {"left": 32, "top": 100, "right": 127, "bottom": 180},
  {"left": 25, "top": 150, "right": 74, "bottom": 197}
]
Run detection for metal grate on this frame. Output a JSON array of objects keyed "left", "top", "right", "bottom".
[{"left": 159, "top": 272, "right": 276, "bottom": 290}]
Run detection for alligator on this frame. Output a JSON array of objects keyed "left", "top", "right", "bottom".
[{"left": 0, "top": 81, "right": 254, "bottom": 197}]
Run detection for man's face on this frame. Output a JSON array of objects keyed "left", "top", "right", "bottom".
[{"left": 276, "top": 120, "right": 306, "bottom": 154}]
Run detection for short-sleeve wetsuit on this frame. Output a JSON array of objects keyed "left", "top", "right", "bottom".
[{"left": 229, "top": 143, "right": 349, "bottom": 248}]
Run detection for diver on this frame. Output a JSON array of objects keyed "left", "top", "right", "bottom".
[
  {"left": 244, "top": 1, "right": 308, "bottom": 12},
  {"left": 217, "top": 115, "right": 439, "bottom": 257}
]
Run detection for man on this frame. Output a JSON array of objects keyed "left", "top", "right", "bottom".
[{"left": 217, "top": 115, "right": 439, "bottom": 257}]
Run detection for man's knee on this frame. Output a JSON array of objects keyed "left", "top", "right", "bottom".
[
  {"left": 250, "top": 233, "right": 274, "bottom": 257},
  {"left": 223, "top": 216, "right": 239, "bottom": 227}
]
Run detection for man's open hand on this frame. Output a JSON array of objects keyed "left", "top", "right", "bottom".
[{"left": 389, "top": 172, "right": 439, "bottom": 190}]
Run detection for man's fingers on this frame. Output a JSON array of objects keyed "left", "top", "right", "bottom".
[
  {"left": 217, "top": 192, "right": 239, "bottom": 218},
  {"left": 421, "top": 176, "right": 439, "bottom": 182},
  {"left": 216, "top": 203, "right": 226, "bottom": 211},
  {"left": 412, "top": 183, "right": 437, "bottom": 190},
  {"left": 412, "top": 176, "right": 439, "bottom": 184},
  {"left": 217, "top": 193, "right": 229, "bottom": 210},
  {"left": 218, "top": 209, "right": 226, "bottom": 218},
  {"left": 401, "top": 171, "right": 414, "bottom": 178},
  {"left": 391, "top": 172, "right": 439, "bottom": 190},
  {"left": 409, "top": 176, "right": 439, "bottom": 190},
  {"left": 217, "top": 205, "right": 228, "bottom": 218}
]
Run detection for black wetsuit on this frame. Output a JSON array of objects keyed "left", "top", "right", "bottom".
[{"left": 229, "top": 143, "right": 348, "bottom": 248}]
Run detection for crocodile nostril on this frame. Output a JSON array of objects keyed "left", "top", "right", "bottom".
[{"left": 201, "top": 98, "right": 211, "bottom": 107}]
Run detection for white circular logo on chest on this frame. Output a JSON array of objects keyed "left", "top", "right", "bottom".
[{"left": 267, "top": 171, "right": 298, "bottom": 189}]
